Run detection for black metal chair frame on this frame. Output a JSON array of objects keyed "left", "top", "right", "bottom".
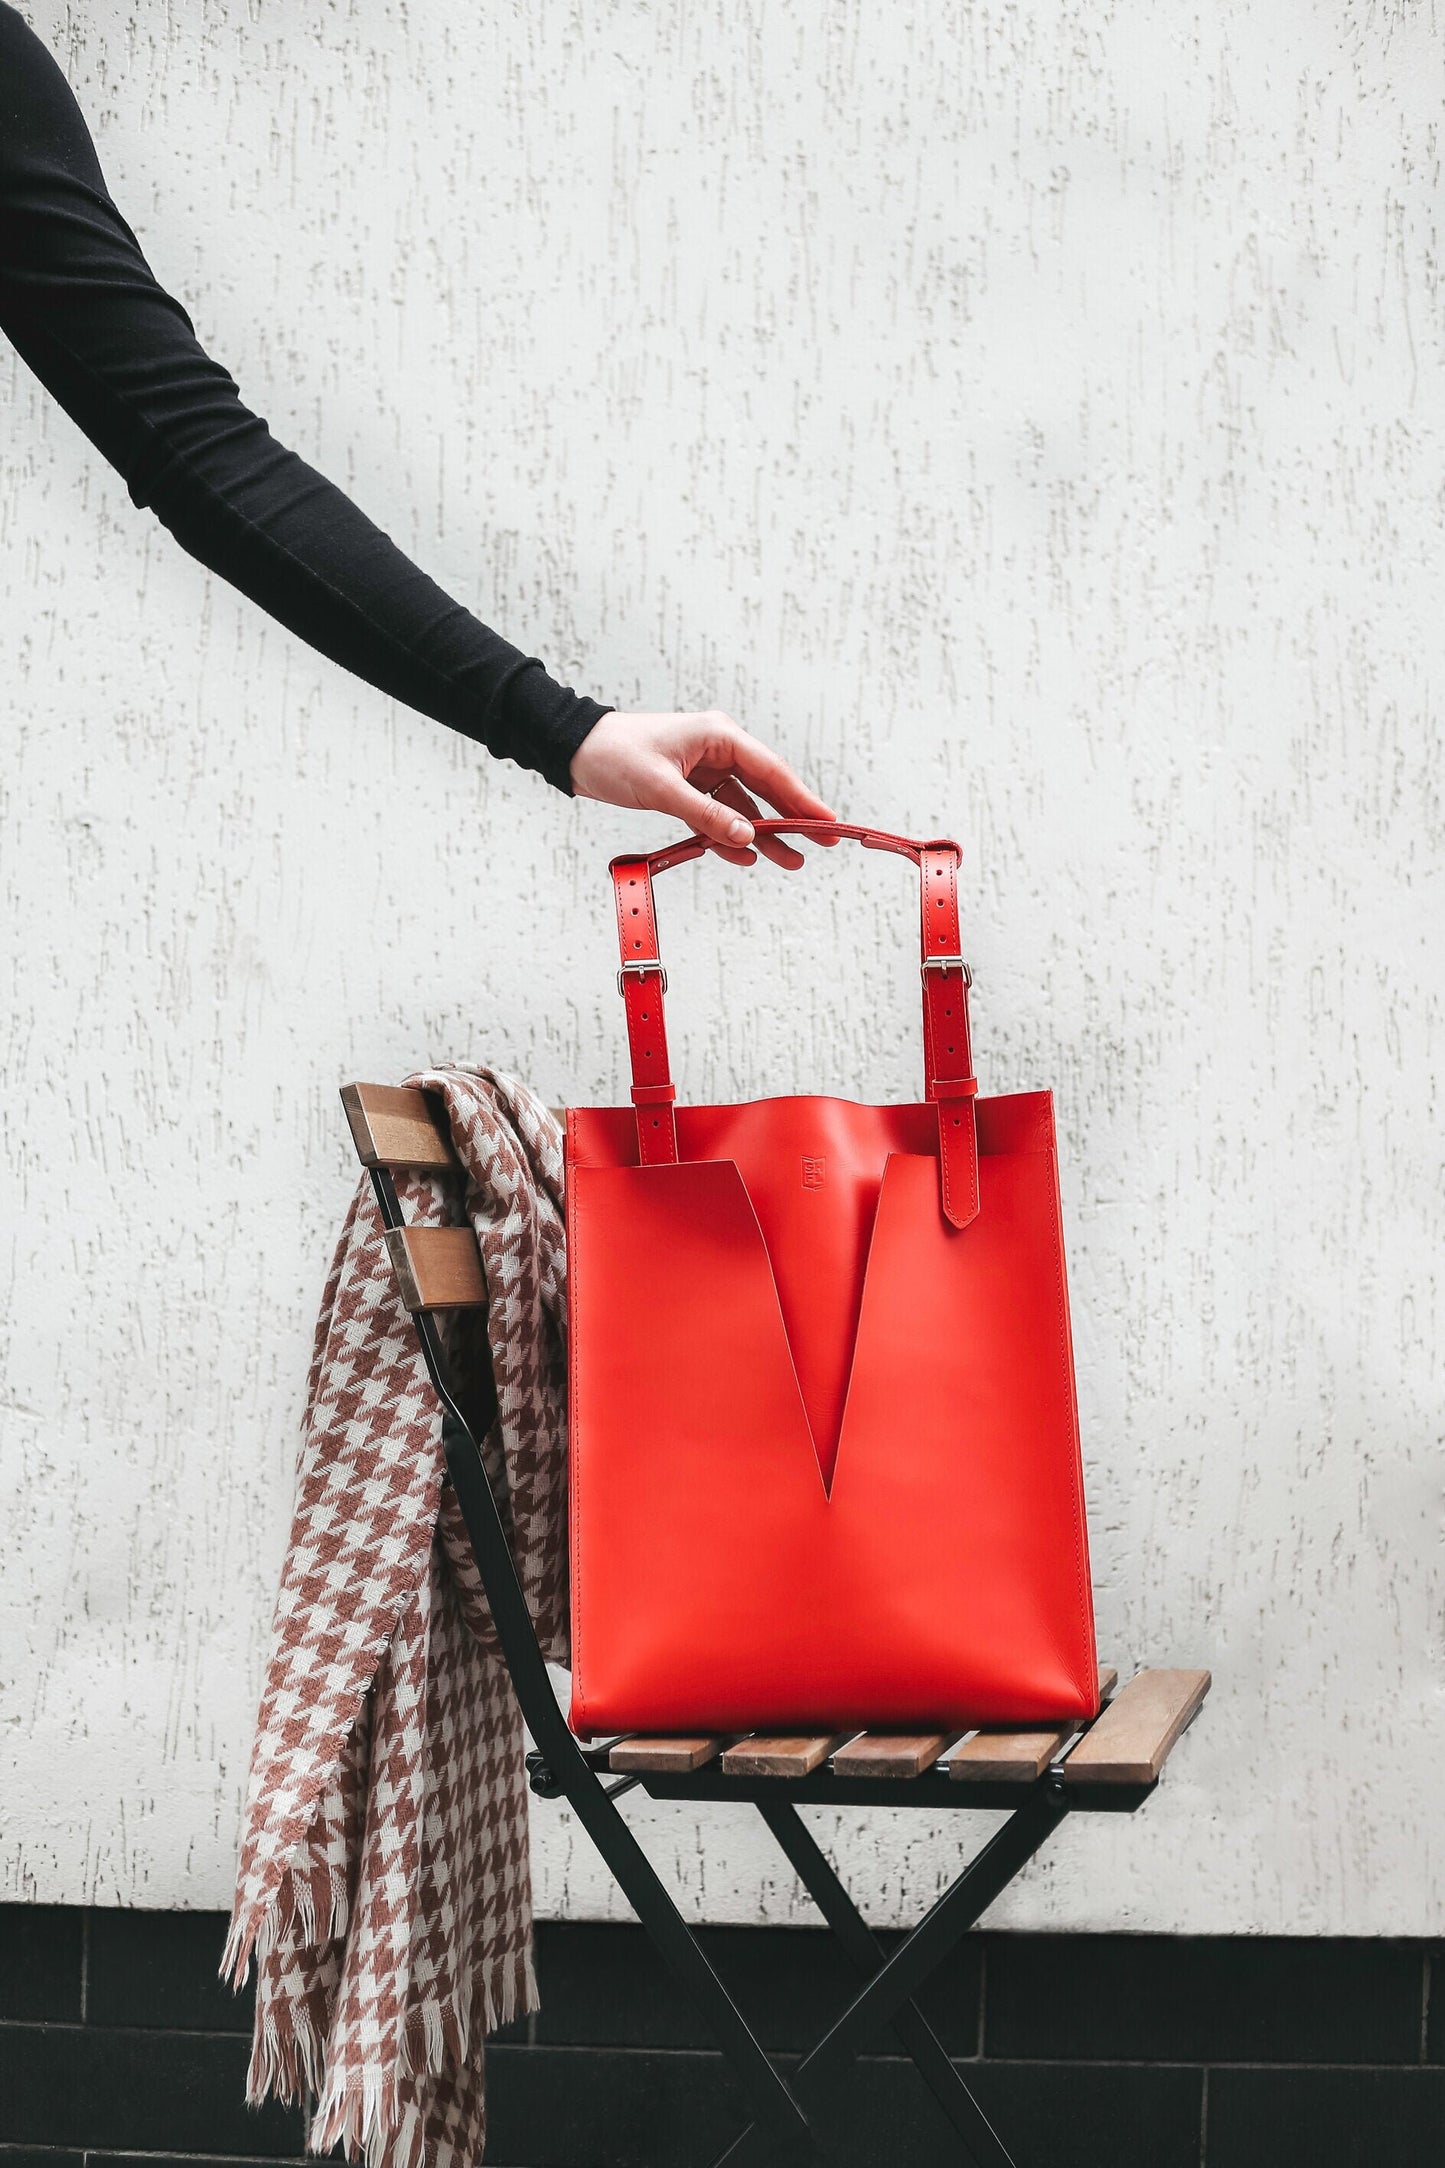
[{"left": 363, "top": 1144, "right": 1194, "bottom": 2168}]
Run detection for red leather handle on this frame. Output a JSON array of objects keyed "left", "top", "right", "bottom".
[
  {"left": 616, "top": 819, "right": 959, "bottom": 880},
  {"left": 606, "top": 822, "right": 981, "bottom": 1229}
]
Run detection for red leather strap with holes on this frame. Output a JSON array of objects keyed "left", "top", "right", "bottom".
[
  {"left": 918, "top": 842, "right": 979, "bottom": 1226},
  {"left": 607, "top": 821, "right": 980, "bottom": 1227},
  {"left": 612, "top": 854, "right": 678, "bottom": 1164}
]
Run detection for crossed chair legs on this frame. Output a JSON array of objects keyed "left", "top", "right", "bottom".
[
  {"left": 726, "top": 1796, "right": 1066, "bottom": 2168},
  {"left": 530, "top": 1727, "right": 1068, "bottom": 2168}
]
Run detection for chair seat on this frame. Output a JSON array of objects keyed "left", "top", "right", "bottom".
[{"left": 606, "top": 1666, "right": 1209, "bottom": 1792}]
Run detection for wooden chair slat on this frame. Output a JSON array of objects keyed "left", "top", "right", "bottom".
[
  {"left": 1062, "top": 1668, "right": 1212, "bottom": 1786},
  {"left": 383, "top": 1225, "right": 488, "bottom": 1312},
  {"left": 830, "top": 1732, "right": 954, "bottom": 1779},
  {"left": 721, "top": 1734, "right": 846, "bottom": 1777},
  {"left": 948, "top": 1725, "right": 1073, "bottom": 1783},
  {"left": 947, "top": 1665, "right": 1120, "bottom": 1783},
  {"left": 608, "top": 1736, "right": 728, "bottom": 1773},
  {"left": 342, "top": 1083, "right": 455, "bottom": 1171}
]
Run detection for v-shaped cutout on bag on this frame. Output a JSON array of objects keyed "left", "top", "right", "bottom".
[{"left": 726, "top": 1131, "right": 897, "bottom": 1498}]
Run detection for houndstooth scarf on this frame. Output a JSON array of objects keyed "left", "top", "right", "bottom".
[{"left": 222, "top": 1066, "right": 570, "bottom": 2168}]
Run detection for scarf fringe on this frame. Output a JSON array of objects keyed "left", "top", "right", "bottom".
[
  {"left": 219, "top": 1909, "right": 252, "bottom": 1989},
  {"left": 281, "top": 1864, "right": 352, "bottom": 1952},
  {"left": 220, "top": 1863, "right": 352, "bottom": 1989},
  {"left": 310, "top": 2066, "right": 411, "bottom": 2167},
  {"left": 486, "top": 1942, "right": 539, "bottom": 2031},
  {"left": 246, "top": 2005, "right": 328, "bottom": 2106},
  {"left": 307, "top": 1945, "right": 537, "bottom": 2161}
]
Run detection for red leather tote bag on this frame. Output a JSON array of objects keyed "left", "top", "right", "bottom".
[{"left": 565, "top": 821, "right": 1098, "bottom": 1739}]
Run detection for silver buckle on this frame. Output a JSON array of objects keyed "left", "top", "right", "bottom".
[
  {"left": 921, "top": 953, "right": 972, "bottom": 986},
  {"left": 617, "top": 959, "right": 669, "bottom": 997}
]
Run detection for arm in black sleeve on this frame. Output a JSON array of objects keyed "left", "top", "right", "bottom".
[{"left": 0, "top": 2, "right": 610, "bottom": 793}]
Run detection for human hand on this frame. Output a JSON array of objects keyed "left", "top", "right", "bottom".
[{"left": 569, "top": 708, "right": 838, "bottom": 871}]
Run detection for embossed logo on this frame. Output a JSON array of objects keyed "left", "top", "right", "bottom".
[{"left": 801, "top": 1155, "right": 826, "bottom": 1190}]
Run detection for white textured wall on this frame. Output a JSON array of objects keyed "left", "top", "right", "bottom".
[{"left": 3, "top": 0, "right": 1443, "bottom": 1934}]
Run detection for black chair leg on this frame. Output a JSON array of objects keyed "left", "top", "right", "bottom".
[
  {"left": 758, "top": 1801, "right": 1017, "bottom": 2168},
  {"left": 712, "top": 1789, "right": 1068, "bottom": 2167},
  {"left": 437, "top": 1417, "right": 817, "bottom": 2157},
  {"left": 552, "top": 1755, "right": 821, "bottom": 2160}
]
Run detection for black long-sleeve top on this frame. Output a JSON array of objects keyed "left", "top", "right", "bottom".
[{"left": 0, "top": 2, "right": 610, "bottom": 792}]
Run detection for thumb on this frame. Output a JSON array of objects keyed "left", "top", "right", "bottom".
[{"left": 652, "top": 770, "right": 756, "bottom": 849}]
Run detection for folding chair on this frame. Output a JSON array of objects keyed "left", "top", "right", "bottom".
[{"left": 342, "top": 1079, "right": 1211, "bottom": 2168}]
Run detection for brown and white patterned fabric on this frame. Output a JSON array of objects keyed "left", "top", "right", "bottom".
[{"left": 222, "top": 1066, "right": 569, "bottom": 2168}]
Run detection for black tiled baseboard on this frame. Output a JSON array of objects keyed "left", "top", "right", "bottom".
[
  {"left": 484, "top": 2044, "right": 1205, "bottom": 2168},
  {"left": 86, "top": 1909, "right": 255, "bottom": 2035},
  {"left": 0, "top": 1907, "right": 85, "bottom": 2023},
  {"left": 1206, "top": 2067, "right": 1445, "bottom": 2168},
  {"left": 518, "top": 1920, "right": 983, "bottom": 2056},
  {"left": 0, "top": 2025, "right": 304, "bottom": 2156},
  {"left": 984, "top": 1930, "right": 1427, "bottom": 2065},
  {"left": 0, "top": 1906, "right": 1441, "bottom": 2165}
]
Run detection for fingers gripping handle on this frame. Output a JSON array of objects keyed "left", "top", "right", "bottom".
[
  {"left": 629, "top": 817, "right": 957, "bottom": 878},
  {"left": 608, "top": 827, "right": 980, "bottom": 1226}
]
